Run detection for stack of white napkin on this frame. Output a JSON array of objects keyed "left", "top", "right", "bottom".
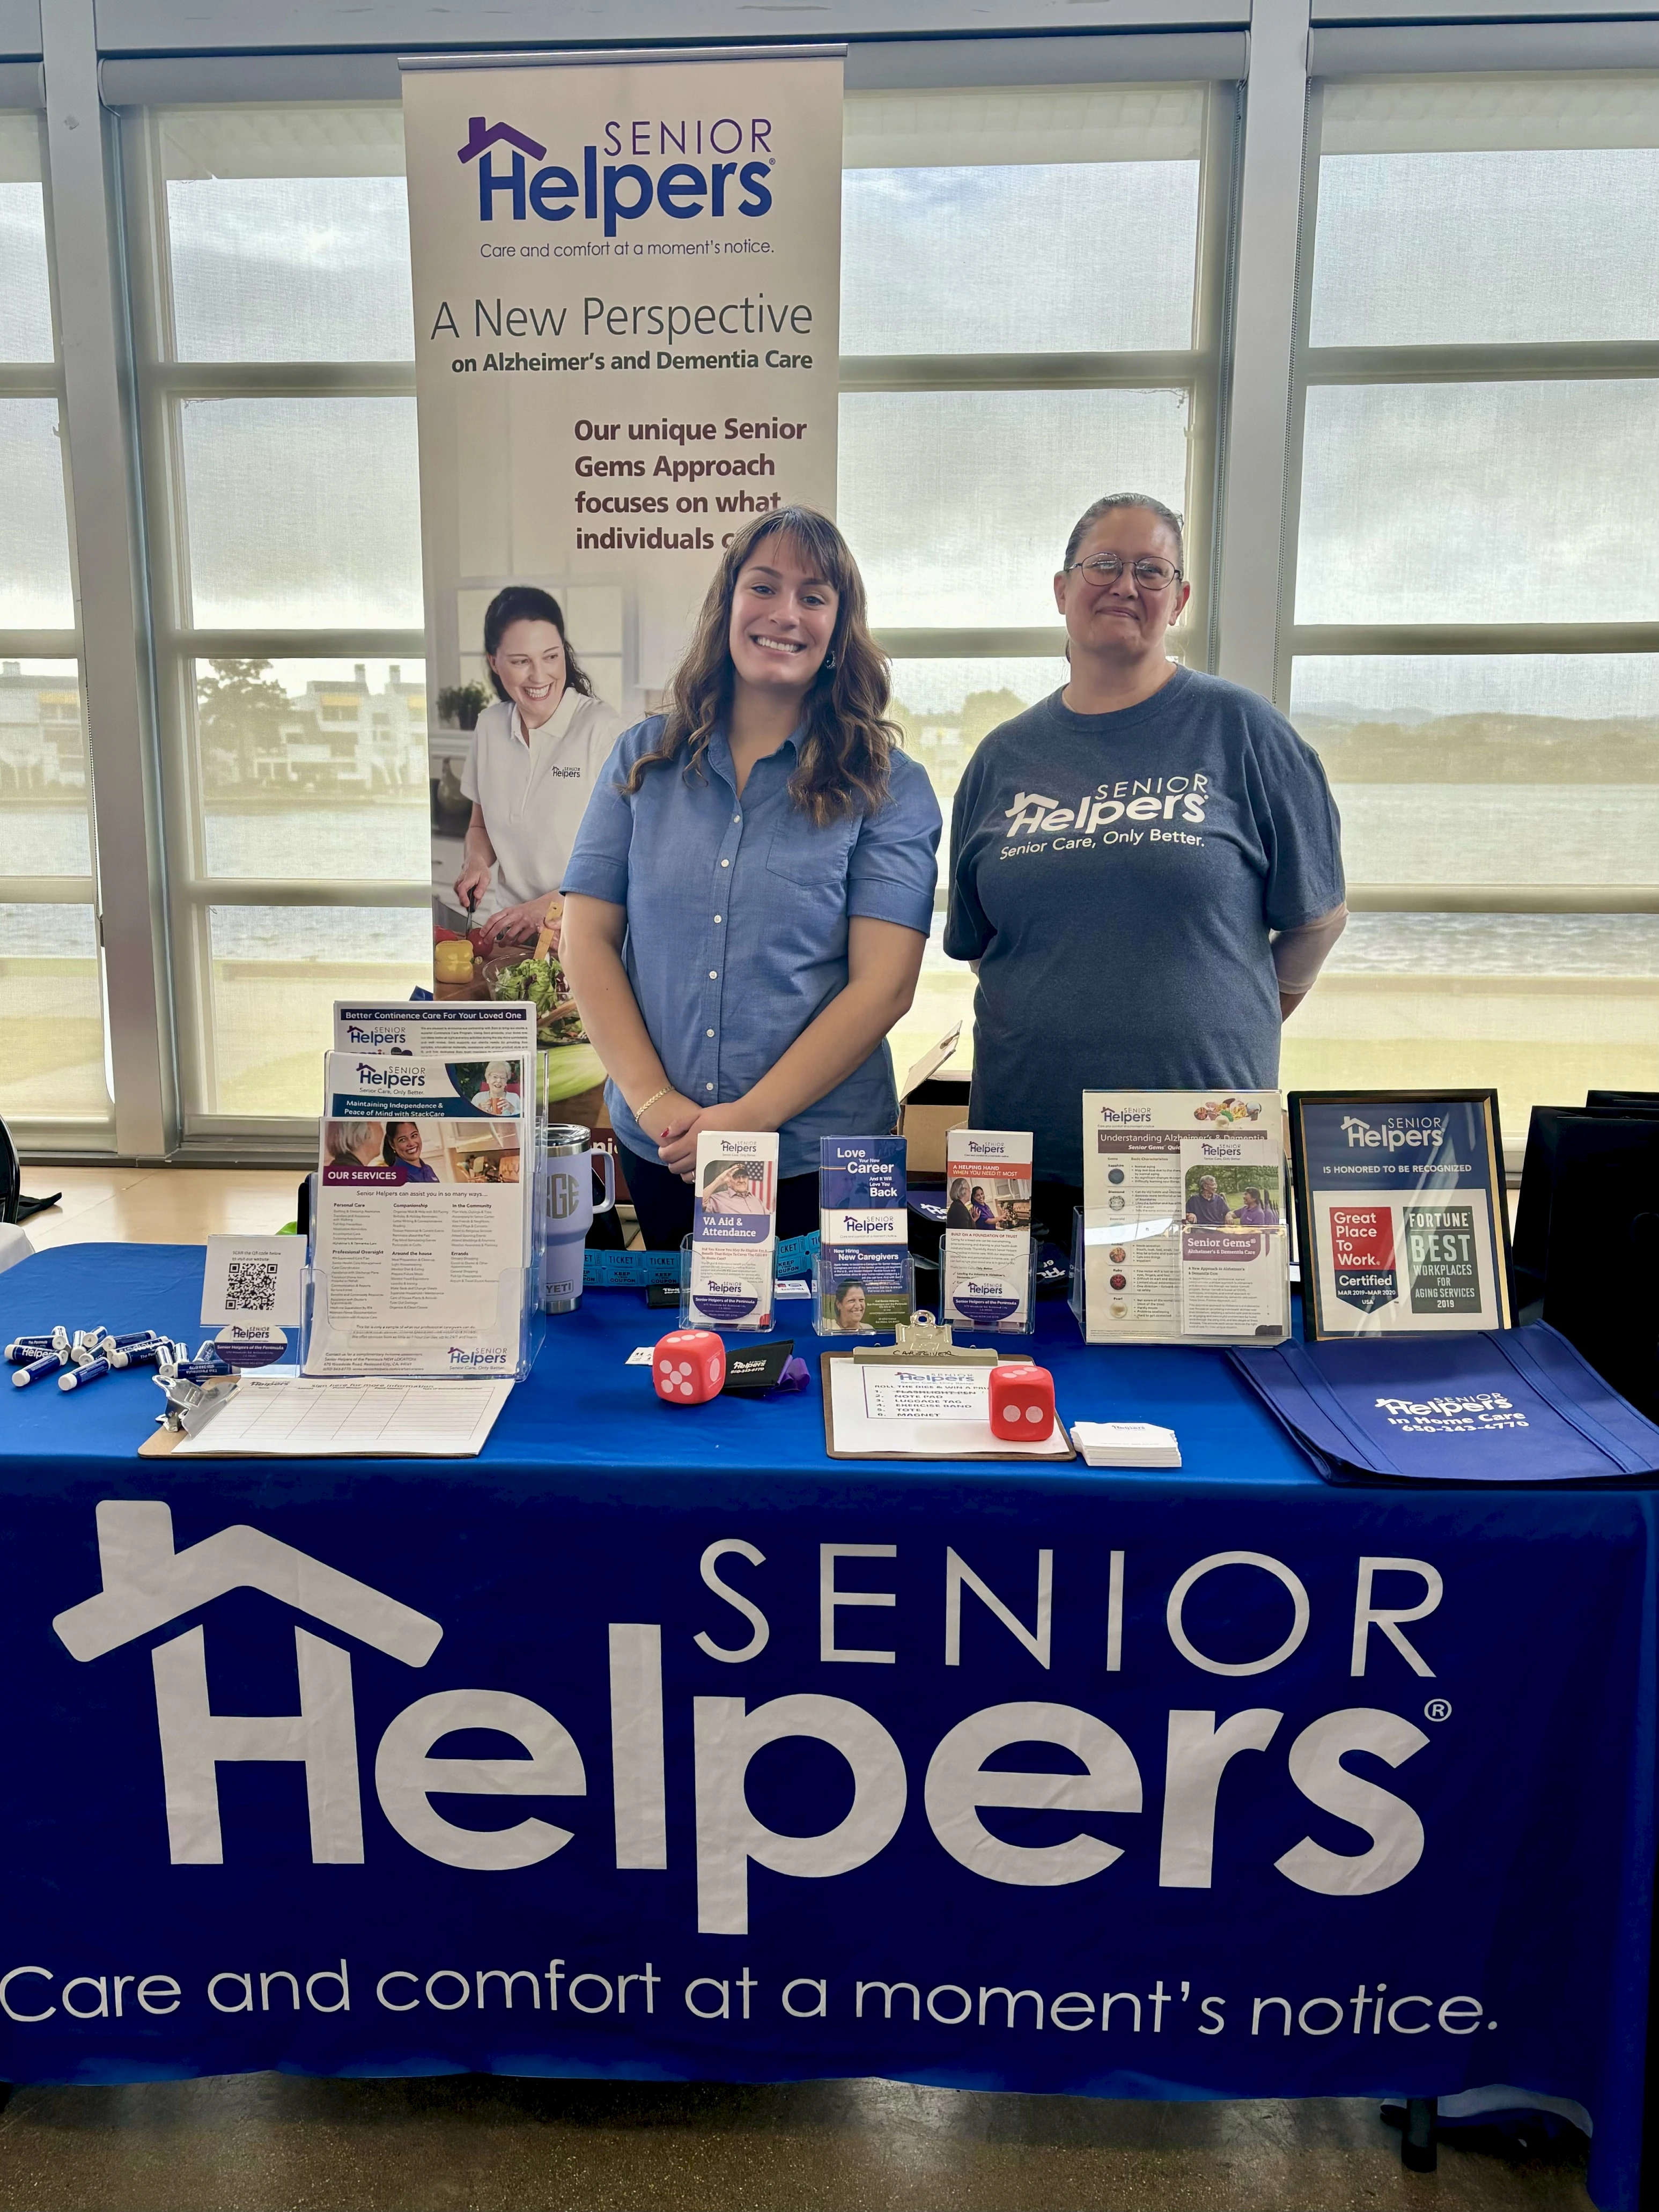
[{"left": 1071, "top": 1420, "right": 1182, "bottom": 1469}]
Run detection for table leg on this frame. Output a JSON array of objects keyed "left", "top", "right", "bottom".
[{"left": 1402, "top": 2096, "right": 1436, "bottom": 2172}]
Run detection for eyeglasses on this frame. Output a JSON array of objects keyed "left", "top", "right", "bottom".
[{"left": 1064, "top": 554, "right": 1182, "bottom": 590}]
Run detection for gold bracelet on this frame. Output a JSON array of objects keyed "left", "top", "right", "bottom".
[{"left": 633, "top": 1085, "right": 672, "bottom": 1122}]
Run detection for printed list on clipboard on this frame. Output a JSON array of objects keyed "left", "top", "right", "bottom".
[{"left": 825, "top": 1360, "right": 1072, "bottom": 1460}]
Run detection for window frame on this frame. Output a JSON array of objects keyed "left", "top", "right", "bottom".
[
  {"left": 0, "top": 105, "right": 114, "bottom": 1147},
  {"left": 123, "top": 102, "right": 427, "bottom": 1150},
  {"left": 850, "top": 79, "right": 1238, "bottom": 677},
  {"left": 1278, "top": 72, "right": 1659, "bottom": 921}
]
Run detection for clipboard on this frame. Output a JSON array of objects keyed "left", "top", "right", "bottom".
[{"left": 819, "top": 1354, "right": 1076, "bottom": 1463}]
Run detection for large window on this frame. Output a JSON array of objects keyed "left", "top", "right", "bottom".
[
  {"left": 129, "top": 105, "right": 431, "bottom": 1129},
  {"left": 1280, "top": 75, "right": 1659, "bottom": 1147},
  {"left": 838, "top": 82, "right": 1234, "bottom": 1080},
  {"left": 0, "top": 110, "right": 110, "bottom": 1138}
]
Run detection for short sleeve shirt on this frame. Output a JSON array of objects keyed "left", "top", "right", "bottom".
[
  {"left": 564, "top": 719, "right": 941, "bottom": 1177},
  {"left": 945, "top": 670, "right": 1344, "bottom": 1184},
  {"left": 461, "top": 689, "right": 625, "bottom": 919}
]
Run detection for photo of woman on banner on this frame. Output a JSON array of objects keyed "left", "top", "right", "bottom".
[
  {"left": 945, "top": 1176, "right": 975, "bottom": 1230},
  {"left": 832, "top": 1279, "right": 874, "bottom": 1333},
  {"left": 561, "top": 506, "right": 942, "bottom": 1251},
  {"left": 449, "top": 586, "right": 625, "bottom": 956},
  {"left": 945, "top": 492, "right": 1348, "bottom": 1232},
  {"left": 383, "top": 1120, "right": 440, "bottom": 1183}
]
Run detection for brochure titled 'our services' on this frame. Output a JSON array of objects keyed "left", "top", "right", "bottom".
[{"left": 307, "top": 1052, "right": 533, "bottom": 1376}]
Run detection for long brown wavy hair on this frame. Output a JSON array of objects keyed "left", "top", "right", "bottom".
[{"left": 622, "top": 506, "right": 899, "bottom": 825}]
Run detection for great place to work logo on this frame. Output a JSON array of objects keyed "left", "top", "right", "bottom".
[{"left": 456, "top": 114, "right": 775, "bottom": 238}]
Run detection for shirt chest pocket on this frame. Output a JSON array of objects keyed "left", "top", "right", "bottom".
[{"left": 765, "top": 811, "right": 860, "bottom": 890}]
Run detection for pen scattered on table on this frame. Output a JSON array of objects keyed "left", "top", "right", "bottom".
[{"left": 7, "top": 1325, "right": 232, "bottom": 1414}]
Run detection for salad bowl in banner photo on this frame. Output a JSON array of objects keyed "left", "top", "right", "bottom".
[{"left": 482, "top": 949, "right": 607, "bottom": 1118}]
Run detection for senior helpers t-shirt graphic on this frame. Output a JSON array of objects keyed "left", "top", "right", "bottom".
[
  {"left": 1000, "top": 768, "right": 1211, "bottom": 849},
  {"left": 943, "top": 673, "right": 1344, "bottom": 1182}
]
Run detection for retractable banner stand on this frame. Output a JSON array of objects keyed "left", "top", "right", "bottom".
[{"left": 402, "top": 46, "right": 845, "bottom": 946}]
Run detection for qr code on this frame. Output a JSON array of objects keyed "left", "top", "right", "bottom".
[{"left": 224, "top": 1258, "right": 279, "bottom": 1313}]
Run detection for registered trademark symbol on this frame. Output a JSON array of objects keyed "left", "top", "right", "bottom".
[{"left": 1424, "top": 1699, "right": 1452, "bottom": 1723}]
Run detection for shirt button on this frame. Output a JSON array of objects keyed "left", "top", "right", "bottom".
[
  {"left": 706, "top": 1028, "right": 715, "bottom": 1038},
  {"left": 733, "top": 814, "right": 741, "bottom": 824},
  {"left": 709, "top": 969, "right": 718, "bottom": 979},
  {"left": 720, "top": 858, "right": 729, "bottom": 868},
  {"left": 713, "top": 914, "right": 722, "bottom": 924},
  {"left": 705, "top": 1082, "right": 714, "bottom": 1092}
]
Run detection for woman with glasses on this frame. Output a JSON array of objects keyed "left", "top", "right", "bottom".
[
  {"left": 945, "top": 492, "right": 1346, "bottom": 1226},
  {"left": 562, "top": 506, "right": 941, "bottom": 1250}
]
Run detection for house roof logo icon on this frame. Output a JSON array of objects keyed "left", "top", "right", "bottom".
[
  {"left": 53, "top": 1501, "right": 442, "bottom": 1666},
  {"left": 457, "top": 116, "right": 548, "bottom": 165}
]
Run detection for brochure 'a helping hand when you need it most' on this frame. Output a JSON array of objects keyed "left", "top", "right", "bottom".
[
  {"left": 941, "top": 1128, "right": 1033, "bottom": 1331},
  {"left": 307, "top": 1052, "right": 534, "bottom": 1376}
]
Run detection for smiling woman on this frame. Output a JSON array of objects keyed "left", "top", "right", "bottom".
[
  {"left": 451, "top": 585, "right": 625, "bottom": 957},
  {"left": 560, "top": 506, "right": 943, "bottom": 1248},
  {"left": 945, "top": 492, "right": 1348, "bottom": 1226}
]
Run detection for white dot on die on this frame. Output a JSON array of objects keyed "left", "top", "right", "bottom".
[
  {"left": 679, "top": 1381, "right": 693, "bottom": 1397},
  {"left": 1026, "top": 1405, "right": 1044, "bottom": 1423},
  {"left": 676, "top": 1362, "right": 692, "bottom": 1378},
  {"left": 659, "top": 1359, "right": 673, "bottom": 1373}
]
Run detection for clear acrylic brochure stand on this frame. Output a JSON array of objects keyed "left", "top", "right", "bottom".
[
  {"left": 1071, "top": 1205, "right": 1289, "bottom": 1347},
  {"left": 679, "top": 1235, "right": 777, "bottom": 1335},
  {"left": 939, "top": 1230, "right": 1037, "bottom": 1337}
]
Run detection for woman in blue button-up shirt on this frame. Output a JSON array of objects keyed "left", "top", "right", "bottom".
[{"left": 562, "top": 507, "right": 942, "bottom": 1249}]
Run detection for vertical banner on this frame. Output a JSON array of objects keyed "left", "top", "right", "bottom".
[{"left": 402, "top": 45, "right": 845, "bottom": 947}]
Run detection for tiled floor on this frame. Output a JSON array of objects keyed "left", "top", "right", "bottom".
[
  {"left": 2, "top": 1168, "right": 1594, "bottom": 2211},
  {"left": 0, "top": 2075, "right": 1595, "bottom": 2211}
]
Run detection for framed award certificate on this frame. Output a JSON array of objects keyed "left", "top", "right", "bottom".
[{"left": 1288, "top": 1090, "right": 1515, "bottom": 1342}]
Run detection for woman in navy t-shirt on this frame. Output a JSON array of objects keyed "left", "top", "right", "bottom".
[{"left": 945, "top": 493, "right": 1347, "bottom": 1219}]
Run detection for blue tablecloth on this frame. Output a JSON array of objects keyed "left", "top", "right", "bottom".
[{"left": 1, "top": 1244, "right": 1651, "bottom": 2209}]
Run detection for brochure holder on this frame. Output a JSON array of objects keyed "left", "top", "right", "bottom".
[
  {"left": 304, "top": 1049, "right": 543, "bottom": 1381},
  {"left": 811, "top": 1247, "right": 916, "bottom": 1339},
  {"left": 1078, "top": 1088, "right": 1291, "bottom": 1348},
  {"left": 1075, "top": 1203, "right": 1290, "bottom": 1348},
  {"left": 679, "top": 1236, "right": 776, "bottom": 1336},
  {"left": 940, "top": 1230, "right": 1038, "bottom": 1337},
  {"left": 301, "top": 1249, "right": 543, "bottom": 1381}
]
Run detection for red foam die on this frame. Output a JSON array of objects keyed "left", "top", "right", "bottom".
[
  {"left": 988, "top": 1363, "right": 1056, "bottom": 1442},
  {"left": 653, "top": 1328, "right": 726, "bottom": 1405}
]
